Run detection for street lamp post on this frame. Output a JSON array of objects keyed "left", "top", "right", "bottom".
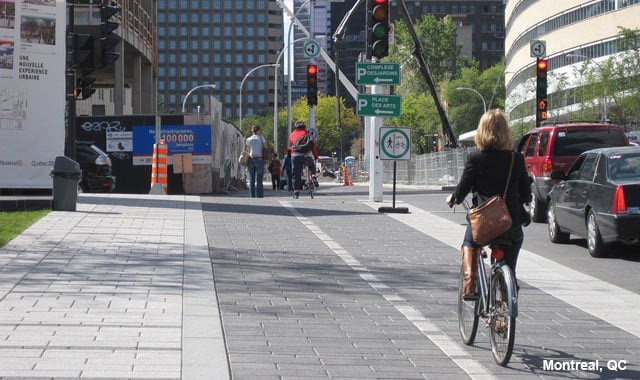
[
  {"left": 181, "top": 84, "right": 216, "bottom": 113},
  {"left": 568, "top": 53, "right": 608, "bottom": 121},
  {"left": 274, "top": 36, "right": 308, "bottom": 153},
  {"left": 456, "top": 87, "right": 487, "bottom": 113},
  {"left": 286, "top": 0, "right": 311, "bottom": 139},
  {"left": 239, "top": 63, "right": 279, "bottom": 134}
]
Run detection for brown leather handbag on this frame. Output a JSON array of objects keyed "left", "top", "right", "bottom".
[{"left": 467, "top": 153, "right": 515, "bottom": 245}]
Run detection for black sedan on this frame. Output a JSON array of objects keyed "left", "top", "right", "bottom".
[{"left": 547, "top": 146, "right": 640, "bottom": 257}]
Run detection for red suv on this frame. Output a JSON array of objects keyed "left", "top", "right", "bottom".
[{"left": 516, "top": 122, "right": 629, "bottom": 222}]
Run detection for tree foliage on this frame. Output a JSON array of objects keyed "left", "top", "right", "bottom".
[
  {"left": 445, "top": 61, "right": 506, "bottom": 135},
  {"left": 388, "top": 15, "right": 466, "bottom": 96}
]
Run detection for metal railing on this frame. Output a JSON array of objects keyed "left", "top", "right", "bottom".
[{"left": 382, "top": 147, "right": 477, "bottom": 187}]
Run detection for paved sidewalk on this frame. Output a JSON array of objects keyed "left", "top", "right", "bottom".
[{"left": 0, "top": 194, "right": 228, "bottom": 379}]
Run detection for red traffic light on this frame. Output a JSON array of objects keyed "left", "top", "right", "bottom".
[
  {"left": 537, "top": 59, "right": 548, "bottom": 70},
  {"left": 373, "top": 0, "right": 387, "bottom": 4},
  {"left": 307, "top": 65, "right": 317, "bottom": 75}
]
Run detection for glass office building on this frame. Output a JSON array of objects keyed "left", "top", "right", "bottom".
[{"left": 156, "top": 0, "right": 283, "bottom": 119}]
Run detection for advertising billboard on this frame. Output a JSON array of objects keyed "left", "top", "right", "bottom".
[{"left": 0, "top": 0, "right": 65, "bottom": 188}]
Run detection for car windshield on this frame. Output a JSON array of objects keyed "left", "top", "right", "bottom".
[
  {"left": 608, "top": 153, "right": 640, "bottom": 180},
  {"left": 552, "top": 129, "right": 626, "bottom": 156}
]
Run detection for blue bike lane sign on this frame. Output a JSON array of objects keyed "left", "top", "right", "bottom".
[{"left": 380, "top": 127, "right": 411, "bottom": 160}]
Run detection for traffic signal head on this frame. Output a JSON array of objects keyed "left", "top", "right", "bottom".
[
  {"left": 307, "top": 64, "right": 318, "bottom": 106},
  {"left": 99, "top": 3, "right": 121, "bottom": 67},
  {"left": 70, "top": 33, "right": 94, "bottom": 69},
  {"left": 75, "top": 71, "right": 96, "bottom": 100},
  {"left": 536, "top": 58, "right": 548, "bottom": 122},
  {"left": 366, "top": 0, "right": 389, "bottom": 60}
]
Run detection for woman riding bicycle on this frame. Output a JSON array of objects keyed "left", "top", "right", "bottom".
[{"left": 447, "top": 109, "right": 530, "bottom": 299}]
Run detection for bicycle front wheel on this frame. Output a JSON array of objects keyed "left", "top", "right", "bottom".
[
  {"left": 489, "top": 265, "right": 516, "bottom": 366},
  {"left": 458, "top": 265, "right": 479, "bottom": 345}
]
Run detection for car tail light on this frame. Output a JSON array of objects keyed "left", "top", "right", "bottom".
[
  {"left": 543, "top": 158, "right": 553, "bottom": 176},
  {"left": 612, "top": 186, "right": 627, "bottom": 215}
]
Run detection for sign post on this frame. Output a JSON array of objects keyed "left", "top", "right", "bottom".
[{"left": 378, "top": 127, "right": 411, "bottom": 214}]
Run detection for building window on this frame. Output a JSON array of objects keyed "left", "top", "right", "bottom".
[
  {"left": 181, "top": 40, "right": 187, "bottom": 49},
  {"left": 180, "top": 14, "right": 187, "bottom": 22},
  {"left": 191, "top": 0, "right": 198, "bottom": 9},
  {"left": 181, "top": 67, "right": 187, "bottom": 76},
  {"left": 191, "top": 13, "right": 198, "bottom": 22},
  {"left": 169, "top": 0, "right": 176, "bottom": 8},
  {"left": 169, "top": 40, "right": 176, "bottom": 49},
  {"left": 224, "top": 40, "right": 231, "bottom": 49},
  {"left": 169, "top": 81, "right": 176, "bottom": 90}
]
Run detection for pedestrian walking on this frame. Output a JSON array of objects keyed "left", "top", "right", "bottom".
[
  {"left": 245, "top": 124, "right": 267, "bottom": 198},
  {"left": 446, "top": 109, "right": 531, "bottom": 298},
  {"left": 282, "top": 149, "right": 293, "bottom": 191},
  {"left": 269, "top": 153, "right": 282, "bottom": 191}
]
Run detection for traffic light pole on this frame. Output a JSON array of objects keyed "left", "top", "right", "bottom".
[
  {"left": 65, "top": 0, "right": 77, "bottom": 161},
  {"left": 368, "top": 84, "right": 383, "bottom": 202}
]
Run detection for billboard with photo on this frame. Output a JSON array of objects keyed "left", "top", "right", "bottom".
[{"left": 0, "top": 0, "right": 65, "bottom": 188}]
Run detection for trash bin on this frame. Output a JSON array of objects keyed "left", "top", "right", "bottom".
[{"left": 50, "top": 156, "right": 82, "bottom": 211}]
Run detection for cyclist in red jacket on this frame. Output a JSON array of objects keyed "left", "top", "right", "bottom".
[{"left": 288, "top": 120, "right": 319, "bottom": 199}]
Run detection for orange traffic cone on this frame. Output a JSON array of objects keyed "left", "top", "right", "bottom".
[
  {"left": 149, "top": 139, "right": 168, "bottom": 194},
  {"left": 343, "top": 166, "right": 353, "bottom": 186}
]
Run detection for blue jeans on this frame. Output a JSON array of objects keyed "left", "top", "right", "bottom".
[{"left": 248, "top": 158, "right": 264, "bottom": 198}]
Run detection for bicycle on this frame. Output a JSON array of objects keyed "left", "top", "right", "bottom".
[
  {"left": 303, "top": 161, "right": 314, "bottom": 199},
  {"left": 455, "top": 201, "right": 518, "bottom": 367}
]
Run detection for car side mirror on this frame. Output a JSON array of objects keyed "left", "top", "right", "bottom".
[{"left": 550, "top": 171, "right": 566, "bottom": 180}]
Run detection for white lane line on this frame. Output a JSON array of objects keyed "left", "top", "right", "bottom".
[
  {"left": 362, "top": 201, "right": 640, "bottom": 339},
  {"left": 279, "top": 200, "right": 495, "bottom": 380}
]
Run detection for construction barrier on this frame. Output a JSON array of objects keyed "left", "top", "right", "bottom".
[
  {"left": 150, "top": 139, "right": 168, "bottom": 194},
  {"left": 343, "top": 165, "right": 353, "bottom": 186}
]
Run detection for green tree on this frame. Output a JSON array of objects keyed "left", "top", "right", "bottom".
[
  {"left": 388, "top": 14, "right": 466, "bottom": 96},
  {"left": 394, "top": 93, "right": 440, "bottom": 154},
  {"left": 445, "top": 61, "right": 506, "bottom": 135},
  {"left": 274, "top": 94, "right": 361, "bottom": 157}
]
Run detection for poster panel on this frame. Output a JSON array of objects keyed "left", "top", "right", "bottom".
[
  {"left": 132, "top": 125, "right": 212, "bottom": 165},
  {"left": 0, "top": 0, "right": 66, "bottom": 188}
]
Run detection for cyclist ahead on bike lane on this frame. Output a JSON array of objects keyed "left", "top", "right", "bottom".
[
  {"left": 447, "top": 109, "right": 531, "bottom": 298},
  {"left": 289, "top": 120, "right": 319, "bottom": 199}
]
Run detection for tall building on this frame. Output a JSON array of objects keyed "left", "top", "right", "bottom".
[
  {"left": 291, "top": 0, "right": 331, "bottom": 102},
  {"left": 390, "top": 1, "right": 505, "bottom": 69},
  {"left": 326, "top": 1, "right": 505, "bottom": 109},
  {"left": 74, "top": 0, "right": 157, "bottom": 116},
  {"left": 505, "top": 0, "right": 640, "bottom": 124},
  {"left": 156, "top": 0, "right": 283, "bottom": 119}
]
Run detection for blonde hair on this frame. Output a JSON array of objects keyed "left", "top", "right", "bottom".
[{"left": 474, "top": 109, "right": 513, "bottom": 151}]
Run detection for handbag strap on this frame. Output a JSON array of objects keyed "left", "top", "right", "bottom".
[{"left": 502, "top": 152, "right": 515, "bottom": 199}]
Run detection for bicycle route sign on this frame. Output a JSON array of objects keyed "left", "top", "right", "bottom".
[
  {"left": 530, "top": 40, "right": 546, "bottom": 58},
  {"left": 356, "top": 94, "right": 402, "bottom": 117},
  {"left": 303, "top": 39, "right": 321, "bottom": 58},
  {"left": 380, "top": 127, "right": 411, "bottom": 160},
  {"left": 356, "top": 63, "right": 401, "bottom": 85}
]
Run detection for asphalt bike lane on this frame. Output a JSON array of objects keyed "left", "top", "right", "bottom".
[
  {"left": 274, "top": 191, "right": 640, "bottom": 379},
  {"left": 202, "top": 195, "right": 470, "bottom": 379}
]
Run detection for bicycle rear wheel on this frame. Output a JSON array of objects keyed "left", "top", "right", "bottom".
[
  {"left": 306, "top": 167, "right": 314, "bottom": 199},
  {"left": 489, "top": 265, "right": 516, "bottom": 366},
  {"left": 458, "top": 265, "right": 479, "bottom": 345}
]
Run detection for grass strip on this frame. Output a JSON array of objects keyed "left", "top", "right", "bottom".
[{"left": 0, "top": 210, "right": 50, "bottom": 248}]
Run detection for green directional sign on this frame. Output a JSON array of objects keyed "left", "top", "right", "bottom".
[
  {"left": 356, "top": 63, "right": 401, "bottom": 85},
  {"left": 357, "top": 94, "right": 402, "bottom": 117}
]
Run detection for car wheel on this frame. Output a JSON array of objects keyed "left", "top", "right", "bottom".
[
  {"left": 529, "top": 183, "right": 547, "bottom": 223},
  {"left": 547, "top": 202, "right": 569, "bottom": 243},
  {"left": 587, "top": 210, "right": 608, "bottom": 258}
]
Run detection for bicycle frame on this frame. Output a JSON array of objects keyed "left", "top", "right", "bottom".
[{"left": 476, "top": 248, "right": 518, "bottom": 319}]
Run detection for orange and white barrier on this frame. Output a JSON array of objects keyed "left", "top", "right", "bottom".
[
  {"left": 343, "top": 166, "right": 353, "bottom": 186},
  {"left": 149, "top": 139, "right": 168, "bottom": 194}
]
